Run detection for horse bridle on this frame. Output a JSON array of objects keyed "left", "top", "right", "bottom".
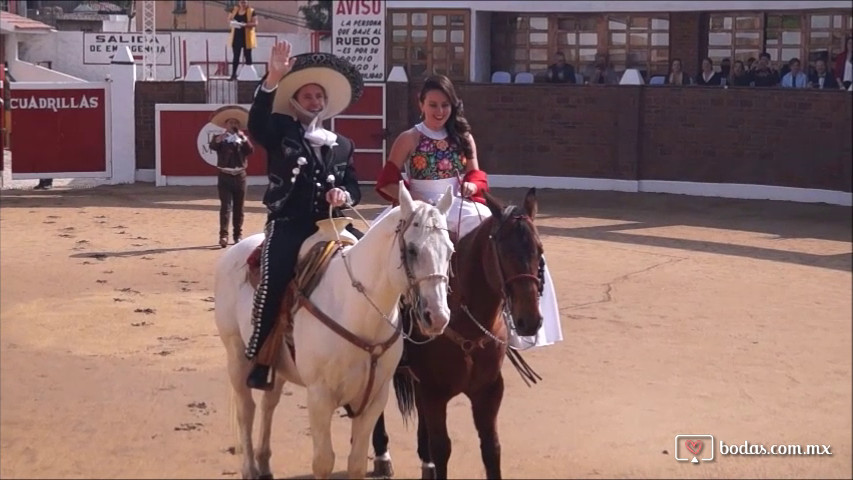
[
  {"left": 338, "top": 208, "right": 451, "bottom": 335},
  {"left": 488, "top": 207, "right": 544, "bottom": 299},
  {"left": 395, "top": 209, "right": 454, "bottom": 339}
]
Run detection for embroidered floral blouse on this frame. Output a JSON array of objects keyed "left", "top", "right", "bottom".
[{"left": 407, "top": 123, "right": 467, "bottom": 180}]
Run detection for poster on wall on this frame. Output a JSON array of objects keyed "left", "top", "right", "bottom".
[
  {"left": 331, "top": 0, "right": 386, "bottom": 82},
  {"left": 83, "top": 32, "right": 173, "bottom": 65}
]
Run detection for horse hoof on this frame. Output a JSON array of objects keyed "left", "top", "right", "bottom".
[
  {"left": 372, "top": 458, "right": 394, "bottom": 478},
  {"left": 420, "top": 464, "right": 436, "bottom": 480},
  {"left": 258, "top": 474, "right": 273, "bottom": 480}
]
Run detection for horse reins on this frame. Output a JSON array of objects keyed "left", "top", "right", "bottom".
[{"left": 308, "top": 204, "right": 449, "bottom": 416}]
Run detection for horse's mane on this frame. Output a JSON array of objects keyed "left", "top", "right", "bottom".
[{"left": 457, "top": 202, "right": 535, "bottom": 253}]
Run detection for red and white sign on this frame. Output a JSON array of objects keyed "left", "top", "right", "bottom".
[
  {"left": 331, "top": 83, "right": 386, "bottom": 182},
  {"left": 8, "top": 82, "right": 110, "bottom": 178},
  {"left": 332, "top": 0, "right": 386, "bottom": 82},
  {"left": 155, "top": 104, "right": 267, "bottom": 186},
  {"left": 157, "top": 91, "right": 386, "bottom": 186}
]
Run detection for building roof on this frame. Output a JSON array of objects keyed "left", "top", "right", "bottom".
[
  {"left": 57, "top": 12, "right": 113, "bottom": 22},
  {"left": 0, "top": 11, "right": 55, "bottom": 34},
  {"left": 72, "top": 2, "right": 125, "bottom": 14}
]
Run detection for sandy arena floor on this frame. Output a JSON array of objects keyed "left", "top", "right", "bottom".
[{"left": 1, "top": 182, "right": 850, "bottom": 479}]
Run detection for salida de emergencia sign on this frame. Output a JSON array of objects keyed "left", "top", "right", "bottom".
[
  {"left": 332, "top": 0, "right": 385, "bottom": 82},
  {"left": 83, "top": 32, "right": 173, "bottom": 65}
]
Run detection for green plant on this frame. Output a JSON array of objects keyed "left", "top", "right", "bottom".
[{"left": 298, "top": 0, "right": 332, "bottom": 31}]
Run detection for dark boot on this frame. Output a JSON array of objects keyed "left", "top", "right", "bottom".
[{"left": 246, "top": 364, "right": 273, "bottom": 391}]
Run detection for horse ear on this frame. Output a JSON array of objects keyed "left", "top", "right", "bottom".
[
  {"left": 483, "top": 190, "right": 504, "bottom": 219},
  {"left": 523, "top": 187, "right": 538, "bottom": 219},
  {"left": 436, "top": 184, "right": 453, "bottom": 216},
  {"left": 398, "top": 180, "right": 414, "bottom": 217}
]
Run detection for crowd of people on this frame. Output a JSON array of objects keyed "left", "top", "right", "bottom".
[{"left": 543, "top": 35, "right": 853, "bottom": 89}]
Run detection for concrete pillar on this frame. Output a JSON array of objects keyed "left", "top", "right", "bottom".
[
  {"left": 237, "top": 65, "right": 259, "bottom": 81},
  {"left": 185, "top": 65, "right": 207, "bottom": 82},
  {"left": 109, "top": 46, "right": 137, "bottom": 184}
]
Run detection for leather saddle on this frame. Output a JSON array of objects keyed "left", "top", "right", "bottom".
[{"left": 246, "top": 218, "right": 357, "bottom": 362}]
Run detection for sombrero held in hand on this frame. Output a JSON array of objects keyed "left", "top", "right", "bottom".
[{"left": 271, "top": 52, "right": 364, "bottom": 121}]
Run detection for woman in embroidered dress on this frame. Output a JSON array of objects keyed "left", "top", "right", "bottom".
[{"left": 372, "top": 74, "right": 562, "bottom": 349}]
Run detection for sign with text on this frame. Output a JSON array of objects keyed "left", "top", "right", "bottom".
[
  {"left": 9, "top": 85, "right": 108, "bottom": 175},
  {"left": 332, "top": 0, "right": 385, "bottom": 82},
  {"left": 83, "top": 32, "right": 173, "bottom": 65}
]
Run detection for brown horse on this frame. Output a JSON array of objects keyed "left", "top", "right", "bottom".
[{"left": 371, "top": 188, "right": 545, "bottom": 479}]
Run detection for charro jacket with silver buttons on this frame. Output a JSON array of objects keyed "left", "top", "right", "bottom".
[{"left": 247, "top": 87, "right": 361, "bottom": 223}]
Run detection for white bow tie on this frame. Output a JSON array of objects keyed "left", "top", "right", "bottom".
[{"left": 291, "top": 99, "right": 339, "bottom": 148}]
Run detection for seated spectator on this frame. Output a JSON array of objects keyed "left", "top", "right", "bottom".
[
  {"left": 751, "top": 52, "right": 779, "bottom": 87},
  {"left": 746, "top": 57, "right": 757, "bottom": 71},
  {"left": 781, "top": 58, "right": 808, "bottom": 88},
  {"left": 779, "top": 61, "right": 791, "bottom": 80},
  {"left": 834, "top": 36, "right": 852, "bottom": 90},
  {"left": 664, "top": 58, "right": 693, "bottom": 85},
  {"left": 729, "top": 60, "right": 752, "bottom": 86},
  {"left": 546, "top": 51, "right": 577, "bottom": 84},
  {"left": 582, "top": 53, "right": 619, "bottom": 85},
  {"left": 695, "top": 57, "right": 722, "bottom": 86},
  {"left": 720, "top": 58, "right": 732, "bottom": 81},
  {"left": 808, "top": 58, "right": 840, "bottom": 89}
]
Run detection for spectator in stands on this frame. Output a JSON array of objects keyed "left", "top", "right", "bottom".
[
  {"left": 780, "top": 58, "right": 808, "bottom": 88},
  {"left": 808, "top": 58, "right": 840, "bottom": 89},
  {"left": 729, "top": 60, "right": 752, "bottom": 86},
  {"left": 228, "top": 0, "right": 258, "bottom": 81},
  {"left": 720, "top": 58, "right": 732, "bottom": 80},
  {"left": 746, "top": 57, "right": 757, "bottom": 71},
  {"left": 664, "top": 58, "right": 692, "bottom": 85},
  {"left": 582, "top": 53, "right": 619, "bottom": 85},
  {"left": 751, "top": 53, "right": 779, "bottom": 87},
  {"left": 833, "top": 35, "right": 852, "bottom": 89},
  {"left": 695, "top": 57, "right": 722, "bottom": 86},
  {"left": 546, "top": 51, "right": 577, "bottom": 84}
]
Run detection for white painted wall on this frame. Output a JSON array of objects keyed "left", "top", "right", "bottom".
[
  {"left": 17, "top": 31, "right": 319, "bottom": 82},
  {"left": 472, "top": 11, "right": 492, "bottom": 83},
  {"left": 4, "top": 33, "right": 86, "bottom": 82},
  {"left": 100, "top": 16, "right": 130, "bottom": 32},
  {"left": 386, "top": 1, "right": 851, "bottom": 12}
]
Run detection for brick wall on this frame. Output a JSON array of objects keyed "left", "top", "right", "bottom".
[
  {"left": 642, "top": 87, "right": 852, "bottom": 191},
  {"left": 669, "top": 12, "right": 703, "bottom": 77},
  {"left": 134, "top": 81, "right": 206, "bottom": 169},
  {"left": 237, "top": 81, "right": 258, "bottom": 104},
  {"left": 386, "top": 84, "right": 852, "bottom": 193}
]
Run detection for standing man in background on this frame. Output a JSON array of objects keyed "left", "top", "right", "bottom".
[{"left": 209, "top": 105, "right": 254, "bottom": 248}]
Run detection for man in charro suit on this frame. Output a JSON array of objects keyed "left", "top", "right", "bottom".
[
  {"left": 244, "top": 40, "right": 364, "bottom": 390},
  {"left": 209, "top": 105, "right": 254, "bottom": 248}
]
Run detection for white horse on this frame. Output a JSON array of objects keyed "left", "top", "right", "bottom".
[{"left": 214, "top": 182, "right": 455, "bottom": 479}]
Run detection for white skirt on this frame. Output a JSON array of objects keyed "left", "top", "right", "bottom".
[{"left": 372, "top": 177, "right": 562, "bottom": 349}]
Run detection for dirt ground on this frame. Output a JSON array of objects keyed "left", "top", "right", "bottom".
[{"left": 1, "top": 182, "right": 850, "bottom": 479}]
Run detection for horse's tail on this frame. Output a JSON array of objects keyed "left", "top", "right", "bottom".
[{"left": 392, "top": 369, "right": 417, "bottom": 426}]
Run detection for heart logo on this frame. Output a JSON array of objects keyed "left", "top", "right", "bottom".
[{"left": 685, "top": 439, "right": 703, "bottom": 455}]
